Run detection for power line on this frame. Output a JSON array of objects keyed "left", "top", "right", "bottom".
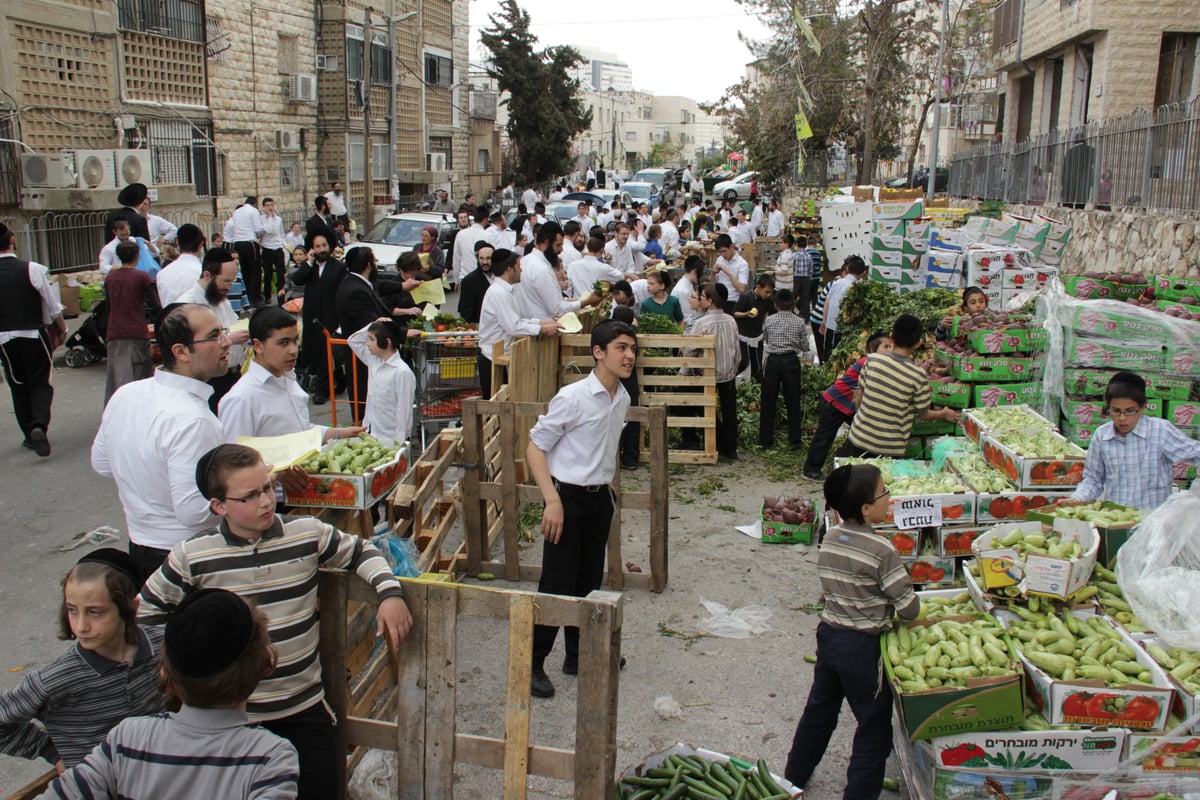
[{"left": 467, "top": 12, "right": 766, "bottom": 28}]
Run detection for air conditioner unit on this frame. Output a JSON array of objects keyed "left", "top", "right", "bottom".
[
  {"left": 115, "top": 150, "right": 153, "bottom": 185},
  {"left": 426, "top": 152, "right": 446, "bottom": 172},
  {"left": 316, "top": 54, "right": 339, "bottom": 72},
  {"left": 288, "top": 73, "right": 317, "bottom": 103},
  {"left": 20, "top": 154, "right": 76, "bottom": 189},
  {"left": 74, "top": 150, "right": 117, "bottom": 189},
  {"left": 276, "top": 130, "right": 301, "bottom": 152}
]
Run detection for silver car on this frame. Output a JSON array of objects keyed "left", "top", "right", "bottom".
[
  {"left": 344, "top": 211, "right": 457, "bottom": 268},
  {"left": 713, "top": 171, "right": 759, "bottom": 201}
]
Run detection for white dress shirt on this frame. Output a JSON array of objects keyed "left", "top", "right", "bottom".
[
  {"left": 453, "top": 223, "right": 488, "bottom": 284},
  {"left": 521, "top": 188, "right": 539, "bottom": 210},
  {"left": 176, "top": 283, "right": 247, "bottom": 367},
  {"left": 155, "top": 253, "right": 202, "bottom": 306},
  {"left": 529, "top": 371, "right": 630, "bottom": 487},
  {"left": 823, "top": 275, "right": 857, "bottom": 332},
  {"left": 284, "top": 230, "right": 306, "bottom": 252},
  {"left": 218, "top": 360, "right": 328, "bottom": 442},
  {"left": 604, "top": 239, "right": 643, "bottom": 274},
  {"left": 767, "top": 209, "right": 786, "bottom": 237},
  {"left": 596, "top": 211, "right": 613, "bottom": 230},
  {"left": 660, "top": 220, "right": 680, "bottom": 253},
  {"left": 750, "top": 204, "right": 764, "bottom": 232},
  {"left": 347, "top": 324, "right": 416, "bottom": 444},
  {"left": 325, "top": 191, "right": 348, "bottom": 217},
  {"left": 672, "top": 275, "right": 696, "bottom": 322},
  {"left": 479, "top": 278, "right": 543, "bottom": 361},
  {"left": 560, "top": 238, "right": 582, "bottom": 269},
  {"left": 486, "top": 226, "right": 516, "bottom": 251},
  {"left": 228, "top": 204, "right": 264, "bottom": 243},
  {"left": 98, "top": 236, "right": 156, "bottom": 275},
  {"left": 630, "top": 278, "right": 650, "bottom": 305},
  {"left": 222, "top": 215, "right": 236, "bottom": 243},
  {"left": 729, "top": 221, "right": 755, "bottom": 246},
  {"left": 567, "top": 256, "right": 623, "bottom": 301},
  {"left": 573, "top": 215, "right": 595, "bottom": 237},
  {"left": 91, "top": 369, "right": 221, "bottom": 550},
  {"left": 0, "top": 254, "right": 62, "bottom": 345},
  {"left": 259, "top": 213, "right": 285, "bottom": 250},
  {"left": 715, "top": 253, "right": 750, "bottom": 304},
  {"left": 517, "top": 248, "right": 579, "bottom": 320},
  {"left": 148, "top": 214, "right": 178, "bottom": 243},
  {"left": 637, "top": 213, "right": 652, "bottom": 229}
]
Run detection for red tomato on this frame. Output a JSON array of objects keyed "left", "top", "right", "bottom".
[
  {"left": 1063, "top": 692, "right": 1091, "bottom": 718},
  {"left": 989, "top": 497, "right": 1013, "bottom": 518}
]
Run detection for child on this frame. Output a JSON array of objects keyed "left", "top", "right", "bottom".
[
  {"left": 819, "top": 255, "right": 867, "bottom": 361},
  {"left": 610, "top": 306, "right": 642, "bottom": 470},
  {"left": 526, "top": 320, "right": 637, "bottom": 698},
  {"left": 803, "top": 332, "right": 893, "bottom": 481},
  {"left": 784, "top": 464, "right": 919, "bottom": 799},
  {"left": 1065, "top": 371, "right": 1200, "bottom": 510},
  {"left": 277, "top": 246, "right": 308, "bottom": 306},
  {"left": 49, "top": 589, "right": 299, "bottom": 799},
  {"left": 347, "top": 318, "right": 418, "bottom": 446},
  {"left": 839, "top": 314, "right": 960, "bottom": 459},
  {"left": 809, "top": 271, "right": 837, "bottom": 364},
  {"left": 640, "top": 269, "right": 683, "bottom": 324},
  {"left": 758, "top": 290, "right": 811, "bottom": 449},
  {"left": 935, "top": 286, "right": 988, "bottom": 341},
  {"left": 734, "top": 273, "right": 775, "bottom": 381},
  {"left": 103, "top": 240, "right": 161, "bottom": 404},
  {"left": 672, "top": 256, "right": 706, "bottom": 325},
  {"left": 0, "top": 549, "right": 163, "bottom": 772},
  {"left": 139, "top": 444, "right": 413, "bottom": 799},
  {"left": 774, "top": 234, "right": 795, "bottom": 293}
]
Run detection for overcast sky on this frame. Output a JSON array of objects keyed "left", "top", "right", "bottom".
[{"left": 467, "top": 0, "right": 775, "bottom": 104}]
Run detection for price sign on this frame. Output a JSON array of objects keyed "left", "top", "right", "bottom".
[{"left": 894, "top": 496, "right": 943, "bottom": 530}]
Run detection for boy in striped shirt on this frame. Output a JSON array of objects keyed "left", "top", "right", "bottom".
[
  {"left": 140, "top": 444, "right": 412, "bottom": 800},
  {"left": 839, "top": 314, "right": 960, "bottom": 458}
]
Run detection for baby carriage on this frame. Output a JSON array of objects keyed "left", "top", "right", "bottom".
[{"left": 63, "top": 299, "right": 109, "bottom": 368}]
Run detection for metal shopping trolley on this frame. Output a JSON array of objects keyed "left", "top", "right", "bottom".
[{"left": 415, "top": 331, "right": 481, "bottom": 448}]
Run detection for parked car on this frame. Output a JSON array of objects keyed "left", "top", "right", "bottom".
[
  {"left": 562, "top": 189, "right": 633, "bottom": 209},
  {"left": 344, "top": 211, "right": 457, "bottom": 270},
  {"left": 713, "top": 171, "right": 759, "bottom": 201},
  {"left": 886, "top": 168, "right": 949, "bottom": 192},
  {"left": 631, "top": 167, "right": 672, "bottom": 187},
  {"left": 621, "top": 182, "right": 661, "bottom": 212}
]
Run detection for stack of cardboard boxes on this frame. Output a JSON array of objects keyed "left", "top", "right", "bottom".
[{"left": 869, "top": 198, "right": 930, "bottom": 292}]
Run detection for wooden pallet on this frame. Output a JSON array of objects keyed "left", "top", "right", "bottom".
[
  {"left": 458, "top": 397, "right": 670, "bottom": 592},
  {"left": 386, "top": 429, "right": 462, "bottom": 574},
  {"left": 319, "top": 571, "right": 623, "bottom": 800}
]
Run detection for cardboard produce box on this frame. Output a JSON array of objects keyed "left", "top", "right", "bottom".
[
  {"left": 910, "top": 417, "right": 959, "bottom": 436},
  {"left": 872, "top": 233, "right": 905, "bottom": 252},
  {"left": 1062, "top": 331, "right": 1167, "bottom": 372},
  {"left": 870, "top": 249, "right": 903, "bottom": 267},
  {"left": 905, "top": 219, "right": 931, "bottom": 239},
  {"left": 938, "top": 525, "right": 983, "bottom": 557},
  {"left": 886, "top": 618, "right": 1024, "bottom": 740},
  {"left": 1166, "top": 401, "right": 1200, "bottom": 428},
  {"left": 872, "top": 218, "right": 906, "bottom": 236},
  {"left": 1127, "top": 733, "right": 1200, "bottom": 772},
  {"left": 973, "top": 490, "right": 1072, "bottom": 524},
  {"left": 972, "top": 382, "right": 1043, "bottom": 408},
  {"left": 1138, "top": 637, "right": 1200, "bottom": 735},
  {"left": 963, "top": 327, "right": 1047, "bottom": 355},
  {"left": 284, "top": 441, "right": 410, "bottom": 509},
  {"left": 885, "top": 490, "right": 974, "bottom": 526},
  {"left": 942, "top": 351, "right": 1046, "bottom": 384},
  {"left": 903, "top": 555, "right": 957, "bottom": 587},
  {"left": 961, "top": 404, "right": 1055, "bottom": 444},
  {"left": 760, "top": 496, "right": 820, "bottom": 545},
  {"left": 979, "top": 428, "right": 1085, "bottom": 489},
  {"left": 1025, "top": 501, "right": 1140, "bottom": 568},
  {"left": 970, "top": 519, "right": 1098, "bottom": 601},
  {"left": 1061, "top": 274, "right": 1149, "bottom": 300},
  {"left": 873, "top": 198, "right": 924, "bottom": 220},
  {"left": 930, "top": 380, "right": 972, "bottom": 409},
  {"left": 1154, "top": 273, "right": 1200, "bottom": 302},
  {"left": 923, "top": 728, "right": 1127, "bottom": 773},
  {"left": 1069, "top": 305, "right": 1174, "bottom": 343},
  {"left": 618, "top": 743, "right": 801, "bottom": 798}
]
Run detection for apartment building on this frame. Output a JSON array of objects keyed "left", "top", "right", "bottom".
[{"left": 574, "top": 88, "right": 725, "bottom": 172}]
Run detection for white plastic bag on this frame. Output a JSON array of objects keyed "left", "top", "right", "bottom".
[
  {"left": 347, "top": 748, "right": 396, "bottom": 800},
  {"left": 695, "top": 599, "right": 772, "bottom": 639},
  {"left": 1117, "top": 487, "right": 1200, "bottom": 651}
]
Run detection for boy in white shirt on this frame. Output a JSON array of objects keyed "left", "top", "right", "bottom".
[{"left": 347, "top": 319, "right": 417, "bottom": 446}]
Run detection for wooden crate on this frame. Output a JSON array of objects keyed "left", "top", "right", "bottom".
[
  {"left": 386, "top": 429, "right": 462, "bottom": 575},
  {"left": 319, "top": 571, "right": 623, "bottom": 800},
  {"left": 459, "top": 397, "right": 670, "bottom": 593}
]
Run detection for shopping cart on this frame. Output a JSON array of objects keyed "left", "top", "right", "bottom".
[{"left": 415, "top": 331, "right": 481, "bottom": 448}]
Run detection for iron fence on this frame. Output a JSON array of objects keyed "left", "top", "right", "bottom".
[{"left": 949, "top": 97, "right": 1200, "bottom": 214}]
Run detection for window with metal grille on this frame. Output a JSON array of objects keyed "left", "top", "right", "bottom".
[
  {"left": 477, "top": 148, "right": 490, "bottom": 173},
  {"left": 278, "top": 34, "right": 299, "bottom": 74},
  {"left": 142, "top": 118, "right": 220, "bottom": 197},
  {"left": 347, "top": 25, "right": 363, "bottom": 81},
  {"left": 117, "top": 0, "right": 203, "bottom": 43},
  {"left": 424, "top": 53, "right": 452, "bottom": 88},
  {"left": 280, "top": 155, "right": 299, "bottom": 191},
  {"left": 429, "top": 136, "right": 452, "bottom": 169}
]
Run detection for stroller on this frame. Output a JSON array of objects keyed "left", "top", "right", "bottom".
[{"left": 64, "top": 299, "right": 109, "bottom": 368}]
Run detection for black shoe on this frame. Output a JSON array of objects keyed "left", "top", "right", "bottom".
[
  {"left": 620, "top": 461, "right": 639, "bottom": 471},
  {"left": 21, "top": 439, "right": 32, "bottom": 450},
  {"left": 531, "top": 667, "right": 555, "bottom": 698},
  {"left": 312, "top": 394, "right": 328, "bottom": 406},
  {"left": 29, "top": 428, "right": 50, "bottom": 457},
  {"left": 803, "top": 470, "right": 825, "bottom": 481}
]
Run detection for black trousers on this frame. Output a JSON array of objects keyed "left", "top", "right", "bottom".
[
  {"left": 804, "top": 397, "right": 853, "bottom": 475},
  {"left": 127, "top": 541, "right": 170, "bottom": 585},
  {"left": 478, "top": 354, "right": 493, "bottom": 400},
  {"left": 262, "top": 704, "right": 338, "bottom": 800},
  {"left": 0, "top": 333, "right": 53, "bottom": 440},
  {"left": 261, "top": 247, "right": 285, "bottom": 300},
  {"left": 793, "top": 281, "right": 812, "bottom": 320},
  {"left": 836, "top": 439, "right": 887, "bottom": 459},
  {"left": 234, "top": 240, "right": 262, "bottom": 303},
  {"left": 812, "top": 324, "right": 840, "bottom": 365},
  {"left": 207, "top": 367, "right": 242, "bottom": 415},
  {"left": 759, "top": 353, "right": 802, "bottom": 447},
  {"left": 619, "top": 373, "right": 640, "bottom": 467},
  {"left": 532, "top": 482, "right": 615, "bottom": 665},
  {"left": 738, "top": 339, "right": 764, "bottom": 381},
  {"left": 716, "top": 379, "right": 737, "bottom": 458}
]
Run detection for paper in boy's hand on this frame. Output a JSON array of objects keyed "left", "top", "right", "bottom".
[
  {"left": 238, "top": 428, "right": 323, "bottom": 470},
  {"left": 557, "top": 312, "right": 583, "bottom": 333},
  {"left": 230, "top": 318, "right": 251, "bottom": 334},
  {"left": 421, "top": 303, "right": 438, "bottom": 320}
]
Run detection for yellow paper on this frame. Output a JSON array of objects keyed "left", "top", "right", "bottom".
[
  {"left": 410, "top": 278, "right": 445, "bottom": 307},
  {"left": 418, "top": 252, "right": 432, "bottom": 268},
  {"left": 230, "top": 318, "right": 250, "bottom": 334},
  {"left": 421, "top": 303, "right": 438, "bottom": 320},
  {"left": 238, "top": 428, "right": 323, "bottom": 470},
  {"left": 557, "top": 311, "right": 583, "bottom": 333}
]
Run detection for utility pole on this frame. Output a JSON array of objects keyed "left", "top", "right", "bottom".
[
  {"left": 927, "top": 0, "right": 949, "bottom": 204},
  {"left": 363, "top": 7, "right": 375, "bottom": 232},
  {"left": 610, "top": 87, "right": 617, "bottom": 172}
]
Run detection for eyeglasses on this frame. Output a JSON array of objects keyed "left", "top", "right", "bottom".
[
  {"left": 872, "top": 487, "right": 892, "bottom": 503},
  {"left": 188, "top": 328, "right": 231, "bottom": 346},
  {"left": 220, "top": 483, "right": 275, "bottom": 504},
  {"left": 1104, "top": 407, "right": 1143, "bottom": 418}
]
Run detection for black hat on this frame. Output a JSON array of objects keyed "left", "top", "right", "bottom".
[
  {"left": 195, "top": 443, "right": 235, "bottom": 500},
  {"left": 117, "top": 183, "right": 148, "bottom": 206},
  {"left": 489, "top": 209, "right": 504, "bottom": 221},
  {"left": 491, "top": 248, "right": 516, "bottom": 275},
  {"left": 77, "top": 547, "right": 143, "bottom": 586},
  {"left": 165, "top": 589, "right": 256, "bottom": 678}
]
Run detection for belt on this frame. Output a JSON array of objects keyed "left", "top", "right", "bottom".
[{"left": 554, "top": 479, "right": 608, "bottom": 493}]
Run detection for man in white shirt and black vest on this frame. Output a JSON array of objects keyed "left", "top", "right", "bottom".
[
  {"left": 0, "top": 223, "right": 68, "bottom": 457},
  {"left": 525, "top": 320, "right": 636, "bottom": 698}
]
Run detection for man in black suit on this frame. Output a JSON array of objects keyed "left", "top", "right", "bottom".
[
  {"left": 292, "top": 231, "right": 346, "bottom": 404},
  {"left": 336, "top": 247, "right": 391, "bottom": 418},
  {"left": 105, "top": 183, "right": 152, "bottom": 242},
  {"left": 457, "top": 241, "right": 494, "bottom": 325},
  {"left": 305, "top": 195, "right": 336, "bottom": 244}
]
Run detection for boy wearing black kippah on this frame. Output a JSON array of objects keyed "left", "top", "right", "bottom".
[{"left": 49, "top": 589, "right": 299, "bottom": 800}]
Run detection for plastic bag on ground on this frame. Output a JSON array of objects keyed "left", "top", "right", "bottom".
[
  {"left": 1117, "top": 486, "right": 1200, "bottom": 651},
  {"left": 347, "top": 748, "right": 396, "bottom": 800},
  {"left": 696, "top": 599, "right": 772, "bottom": 638}
]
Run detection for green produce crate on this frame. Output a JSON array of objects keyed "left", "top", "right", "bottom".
[
  {"left": 1153, "top": 273, "right": 1200, "bottom": 302},
  {"left": 972, "top": 382, "right": 1043, "bottom": 408},
  {"left": 1069, "top": 306, "right": 1173, "bottom": 343},
  {"left": 930, "top": 381, "right": 972, "bottom": 409},
  {"left": 760, "top": 497, "right": 821, "bottom": 544},
  {"left": 1062, "top": 275, "right": 1149, "bottom": 300},
  {"left": 963, "top": 327, "right": 1047, "bottom": 355}
]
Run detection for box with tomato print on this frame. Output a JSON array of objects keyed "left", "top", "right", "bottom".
[
  {"left": 902, "top": 555, "right": 956, "bottom": 587},
  {"left": 1128, "top": 734, "right": 1200, "bottom": 772},
  {"left": 883, "top": 490, "right": 975, "bottom": 527},
  {"left": 938, "top": 526, "right": 983, "bottom": 557},
  {"left": 971, "top": 519, "right": 1099, "bottom": 602},
  {"left": 979, "top": 429, "right": 1086, "bottom": 490},
  {"left": 924, "top": 728, "right": 1128, "bottom": 774},
  {"left": 285, "top": 441, "right": 410, "bottom": 510},
  {"left": 974, "top": 491, "right": 1072, "bottom": 524}
]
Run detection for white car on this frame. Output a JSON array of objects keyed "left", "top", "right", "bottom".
[
  {"left": 344, "top": 211, "right": 457, "bottom": 270},
  {"left": 713, "top": 171, "right": 759, "bottom": 201}
]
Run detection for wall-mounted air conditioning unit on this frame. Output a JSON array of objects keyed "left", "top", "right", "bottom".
[
  {"left": 74, "top": 150, "right": 117, "bottom": 189},
  {"left": 288, "top": 74, "right": 317, "bottom": 103},
  {"left": 20, "top": 154, "right": 76, "bottom": 188},
  {"left": 316, "top": 54, "right": 339, "bottom": 72},
  {"left": 427, "top": 153, "right": 446, "bottom": 172},
  {"left": 276, "top": 130, "right": 301, "bottom": 152},
  {"left": 114, "top": 150, "right": 153, "bottom": 185}
]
